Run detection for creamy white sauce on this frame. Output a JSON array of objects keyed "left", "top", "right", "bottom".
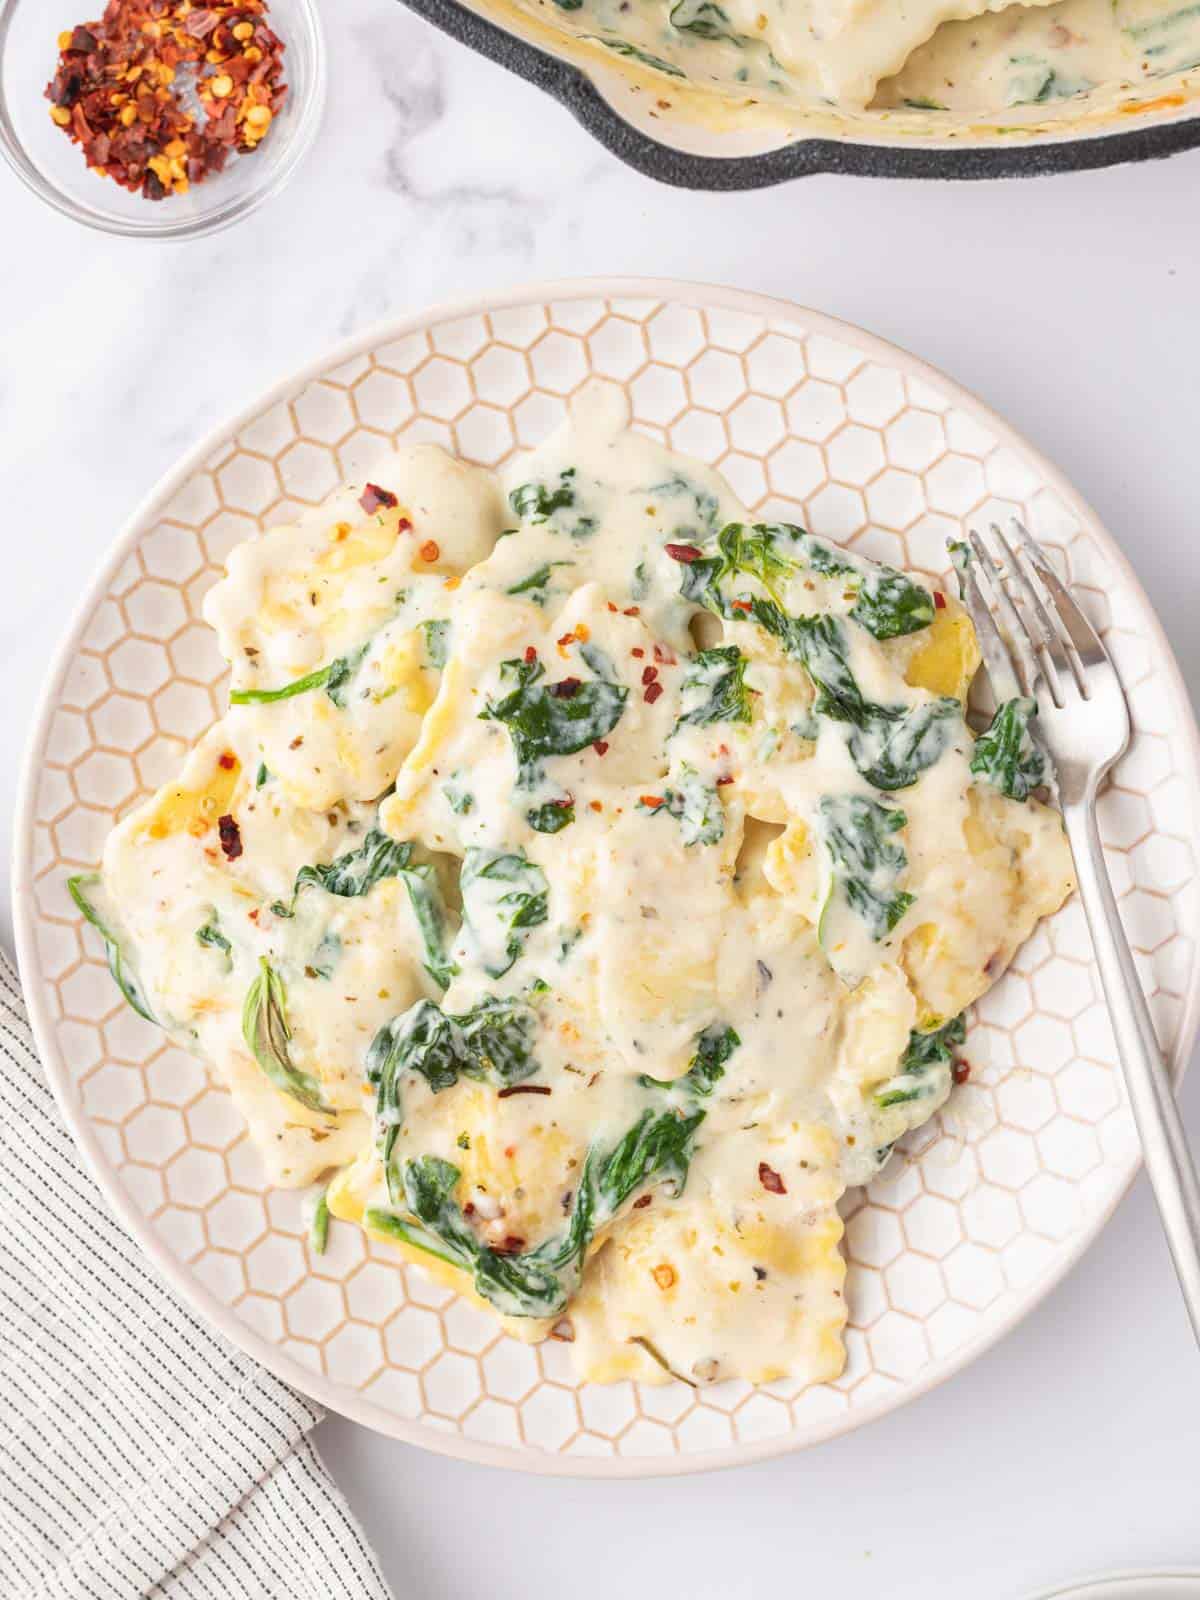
[
  {"left": 82, "top": 383, "right": 1073, "bottom": 1389},
  {"left": 876, "top": 0, "right": 1200, "bottom": 110},
  {"left": 509, "top": 0, "right": 1200, "bottom": 120}
]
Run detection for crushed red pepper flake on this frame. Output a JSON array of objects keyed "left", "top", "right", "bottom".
[
  {"left": 934, "top": 590, "right": 947, "bottom": 610},
  {"left": 623, "top": 605, "right": 640, "bottom": 616},
  {"left": 952, "top": 1060, "right": 971, "bottom": 1084},
  {"left": 641, "top": 665, "right": 658, "bottom": 686},
  {"left": 731, "top": 599, "right": 753, "bottom": 613},
  {"left": 217, "top": 813, "right": 242, "bottom": 860},
  {"left": 592, "top": 740, "right": 609, "bottom": 756},
  {"left": 653, "top": 643, "right": 675, "bottom": 665},
  {"left": 716, "top": 774, "right": 734, "bottom": 786},
  {"left": 549, "top": 677, "right": 581, "bottom": 700},
  {"left": 45, "top": 1, "right": 288, "bottom": 202},
  {"left": 497, "top": 1084, "right": 553, "bottom": 1098},
  {"left": 359, "top": 483, "right": 397, "bottom": 514},
  {"left": 643, "top": 682, "right": 663, "bottom": 705},
  {"left": 631, "top": 646, "right": 645, "bottom": 659},
  {"left": 758, "top": 1161, "right": 786, "bottom": 1194},
  {"left": 523, "top": 645, "right": 538, "bottom": 664},
  {"left": 664, "top": 543, "right": 701, "bottom": 563},
  {"left": 217, "top": 751, "right": 236, "bottom": 770},
  {"left": 633, "top": 1194, "right": 653, "bottom": 1208}
]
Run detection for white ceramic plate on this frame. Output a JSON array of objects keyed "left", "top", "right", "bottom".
[
  {"left": 1031, "top": 1576, "right": 1200, "bottom": 1600},
  {"left": 14, "top": 278, "right": 1200, "bottom": 1477}
]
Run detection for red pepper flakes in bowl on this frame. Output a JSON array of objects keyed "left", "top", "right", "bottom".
[{"left": 44, "top": 1, "right": 287, "bottom": 201}]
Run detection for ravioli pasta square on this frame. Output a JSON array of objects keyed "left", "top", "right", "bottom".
[
  {"left": 496, "top": 0, "right": 1200, "bottom": 143},
  {"left": 74, "top": 383, "right": 1073, "bottom": 1389}
]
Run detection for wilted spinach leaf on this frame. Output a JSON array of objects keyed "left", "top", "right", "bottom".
[
  {"left": 589, "top": 35, "right": 687, "bottom": 75},
  {"left": 231, "top": 638, "right": 371, "bottom": 709},
  {"left": 669, "top": 0, "right": 743, "bottom": 40},
  {"left": 970, "top": 697, "right": 1047, "bottom": 801},
  {"left": 420, "top": 619, "right": 450, "bottom": 669},
  {"left": 458, "top": 848, "right": 549, "bottom": 978},
  {"left": 367, "top": 993, "right": 541, "bottom": 1197},
  {"left": 672, "top": 519, "right": 933, "bottom": 644},
  {"left": 675, "top": 645, "right": 753, "bottom": 729},
  {"left": 509, "top": 468, "right": 596, "bottom": 538},
  {"left": 505, "top": 562, "right": 574, "bottom": 606},
  {"left": 365, "top": 1023, "right": 738, "bottom": 1318},
  {"left": 527, "top": 799, "right": 575, "bottom": 834},
  {"left": 308, "top": 929, "right": 343, "bottom": 981},
  {"left": 848, "top": 696, "right": 961, "bottom": 791},
  {"left": 639, "top": 765, "right": 725, "bottom": 846},
  {"left": 819, "top": 794, "right": 914, "bottom": 943},
  {"left": 479, "top": 654, "right": 627, "bottom": 787},
  {"left": 241, "top": 958, "right": 332, "bottom": 1113},
  {"left": 753, "top": 610, "right": 960, "bottom": 789},
  {"left": 850, "top": 566, "right": 936, "bottom": 640},
  {"left": 68, "top": 874, "right": 157, "bottom": 1025},
  {"left": 195, "top": 916, "right": 233, "bottom": 973},
  {"left": 442, "top": 776, "right": 474, "bottom": 815},
  {"left": 874, "top": 1015, "right": 966, "bottom": 1108},
  {"left": 272, "top": 829, "right": 456, "bottom": 989}
]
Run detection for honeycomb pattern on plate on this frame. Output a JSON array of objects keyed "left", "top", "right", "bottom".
[{"left": 18, "top": 290, "right": 1200, "bottom": 1474}]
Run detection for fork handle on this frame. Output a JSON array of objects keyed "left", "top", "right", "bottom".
[{"left": 1066, "top": 802, "right": 1200, "bottom": 1346}]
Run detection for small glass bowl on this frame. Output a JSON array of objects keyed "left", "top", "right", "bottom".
[{"left": 0, "top": 0, "right": 325, "bottom": 239}]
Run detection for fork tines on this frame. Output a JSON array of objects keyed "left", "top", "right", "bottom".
[{"left": 960, "top": 518, "right": 1106, "bottom": 709}]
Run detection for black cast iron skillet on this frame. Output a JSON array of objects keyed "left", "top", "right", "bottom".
[{"left": 398, "top": 0, "right": 1200, "bottom": 188}]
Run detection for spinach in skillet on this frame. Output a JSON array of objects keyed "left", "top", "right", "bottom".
[
  {"left": 669, "top": 0, "right": 746, "bottom": 42},
  {"left": 588, "top": 35, "right": 688, "bottom": 76}
]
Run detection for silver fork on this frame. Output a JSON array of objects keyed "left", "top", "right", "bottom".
[{"left": 960, "top": 519, "right": 1200, "bottom": 1345}]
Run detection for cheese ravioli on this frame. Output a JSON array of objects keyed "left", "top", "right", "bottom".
[{"left": 74, "top": 387, "right": 1073, "bottom": 1389}]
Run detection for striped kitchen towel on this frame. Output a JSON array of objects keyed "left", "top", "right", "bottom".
[{"left": 0, "top": 950, "right": 394, "bottom": 1600}]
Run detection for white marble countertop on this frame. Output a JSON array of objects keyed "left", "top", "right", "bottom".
[{"left": 4, "top": 1, "right": 1200, "bottom": 1592}]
